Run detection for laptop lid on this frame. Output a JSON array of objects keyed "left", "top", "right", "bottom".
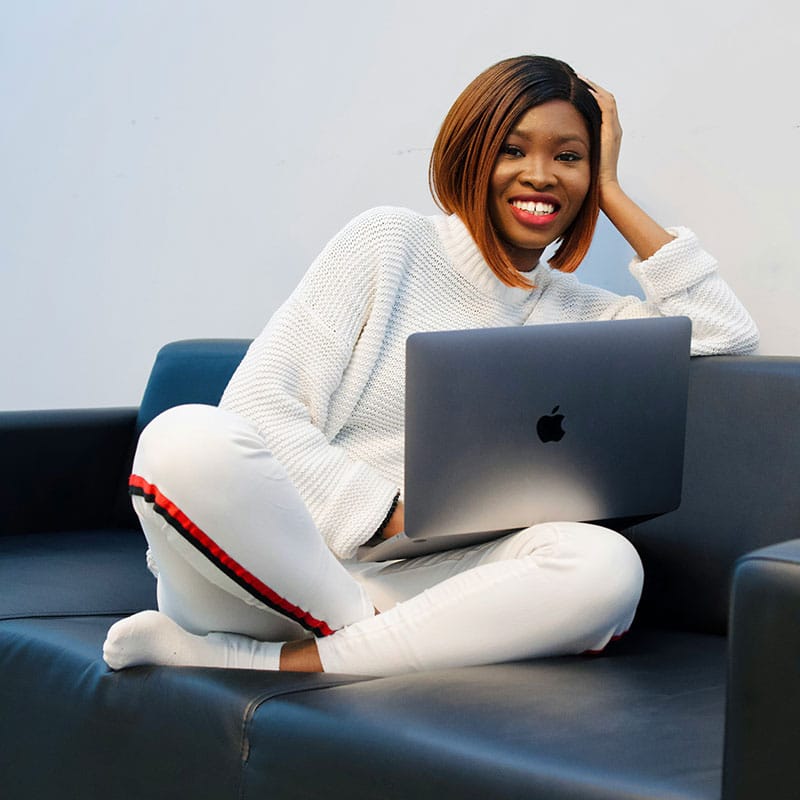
[{"left": 359, "top": 316, "right": 691, "bottom": 562}]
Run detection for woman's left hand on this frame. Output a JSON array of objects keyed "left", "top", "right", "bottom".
[{"left": 579, "top": 76, "right": 623, "bottom": 197}]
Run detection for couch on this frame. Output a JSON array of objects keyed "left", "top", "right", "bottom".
[{"left": 1, "top": 338, "right": 799, "bottom": 800}]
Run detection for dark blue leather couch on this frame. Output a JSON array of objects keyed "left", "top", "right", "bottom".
[{"left": 2, "top": 339, "right": 799, "bottom": 800}]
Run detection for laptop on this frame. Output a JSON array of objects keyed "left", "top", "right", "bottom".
[{"left": 357, "top": 316, "right": 692, "bottom": 562}]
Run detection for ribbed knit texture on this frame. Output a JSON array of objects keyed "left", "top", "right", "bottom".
[{"left": 220, "top": 207, "right": 758, "bottom": 559}]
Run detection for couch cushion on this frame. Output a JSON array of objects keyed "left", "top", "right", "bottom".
[
  {"left": 0, "top": 615, "right": 371, "bottom": 800},
  {"left": 0, "top": 530, "right": 156, "bottom": 619},
  {"left": 1, "top": 617, "right": 726, "bottom": 800},
  {"left": 242, "top": 630, "right": 727, "bottom": 800}
]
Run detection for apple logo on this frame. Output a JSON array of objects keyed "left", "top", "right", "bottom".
[{"left": 536, "top": 405, "right": 566, "bottom": 443}]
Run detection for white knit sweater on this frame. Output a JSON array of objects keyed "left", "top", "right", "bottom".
[{"left": 220, "top": 207, "right": 758, "bottom": 559}]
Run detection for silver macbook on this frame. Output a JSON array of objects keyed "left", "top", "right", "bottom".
[{"left": 358, "top": 316, "right": 692, "bottom": 562}]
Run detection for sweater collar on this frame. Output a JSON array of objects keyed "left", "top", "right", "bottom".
[{"left": 432, "top": 213, "right": 546, "bottom": 305}]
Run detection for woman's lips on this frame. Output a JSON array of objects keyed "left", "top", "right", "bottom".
[{"left": 508, "top": 198, "right": 561, "bottom": 227}]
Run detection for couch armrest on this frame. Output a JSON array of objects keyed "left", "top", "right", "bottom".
[
  {"left": 0, "top": 408, "right": 138, "bottom": 535},
  {"left": 722, "top": 539, "right": 800, "bottom": 800}
]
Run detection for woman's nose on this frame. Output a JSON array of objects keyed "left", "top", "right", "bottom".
[{"left": 520, "top": 157, "right": 556, "bottom": 189}]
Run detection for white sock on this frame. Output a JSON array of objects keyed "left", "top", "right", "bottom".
[{"left": 103, "top": 610, "right": 283, "bottom": 671}]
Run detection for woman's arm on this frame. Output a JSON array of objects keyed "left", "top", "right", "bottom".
[
  {"left": 220, "top": 209, "right": 405, "bottom": 559},
  {"left": 569, "top": 76, "right": 758, "bottom": 355}
]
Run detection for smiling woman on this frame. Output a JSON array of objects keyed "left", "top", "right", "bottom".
[{"left": 104, "top": 54, "right": 759, "bottom": 679}]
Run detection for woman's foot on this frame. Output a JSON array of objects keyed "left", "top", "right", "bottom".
[{"left": 103, "top": 610, "right": 283, "bottom": 671}]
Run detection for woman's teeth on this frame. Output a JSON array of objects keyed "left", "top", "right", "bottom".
[{"left": 511, "top": 200, "right": 556, "bottom": 216}]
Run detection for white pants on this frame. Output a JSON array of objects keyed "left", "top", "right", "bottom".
[{"left": 130, "top": 404, "right": 644, "bottom": 676}]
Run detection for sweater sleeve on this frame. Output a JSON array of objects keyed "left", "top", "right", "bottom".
[
  {"left": 219, "top": 210, "right": 402, "bottom": 559},
  {"left": 626, "top": 227, "right": 759, "bottom": 355},
  {"left": 542, "top": 228, "right": 759, "bottom": 355}
]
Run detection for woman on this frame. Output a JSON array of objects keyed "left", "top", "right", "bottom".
[{"left": 104, "top": 55, "right": 758, "bottom": 676}]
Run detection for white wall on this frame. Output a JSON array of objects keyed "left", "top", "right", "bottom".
[{"left": 2, "top": 0, "right": 798, "bottom": 410}]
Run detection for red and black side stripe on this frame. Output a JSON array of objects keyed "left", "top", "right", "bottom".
[{"left": 129, "top": 474, "right": 334, "bottom": 637}]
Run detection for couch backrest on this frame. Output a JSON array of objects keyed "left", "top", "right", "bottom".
[
  {"left": 137, "top": 341, "right": 800, "bottom": 636},
  {"left": 136, "top": 339, "right": 251, "bottom": 432},
  {"left": 631, "top": 356, "right": 800, "bottom": 634}
]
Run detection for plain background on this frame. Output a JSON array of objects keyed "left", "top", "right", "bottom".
[{"left": 2, "top": 0, "right": 798, "bottom": 410}]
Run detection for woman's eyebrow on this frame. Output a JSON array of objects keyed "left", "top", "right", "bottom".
[{"left": 508, "top": 128, "right": 588, "bottom": 147}]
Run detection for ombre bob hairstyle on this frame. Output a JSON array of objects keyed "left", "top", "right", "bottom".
[{"left": 429, "top": 55, "right": 602, "bottom": 289}]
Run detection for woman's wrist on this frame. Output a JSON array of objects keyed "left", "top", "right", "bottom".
[
  {"left": 598, "top": 177, "right": 623, "bottom": 210},
  {"left": 379, "top": 497, "right": 405, "bottom": 540},
  {"left": 375, "top": 494, "right": 402, "bottom": 540},
  {"left": 600, "top": 182, "right": 674, "bottom": 262}
]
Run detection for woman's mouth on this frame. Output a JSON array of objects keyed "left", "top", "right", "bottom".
[
  {"left": 509, "top": 198, "right": 561, "bottom": 226},
  {"left": 511, "top": 200, "right": 557, "bottom": 216}
]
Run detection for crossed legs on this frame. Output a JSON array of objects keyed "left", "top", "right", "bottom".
[{"left": 103, "top": 404, "right": 644, "bottom": 677}]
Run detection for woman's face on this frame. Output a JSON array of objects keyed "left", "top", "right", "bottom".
[{"left": 489, "top": 100, "right": 591, "bottom": 272}]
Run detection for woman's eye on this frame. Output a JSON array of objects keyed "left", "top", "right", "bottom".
[
  {"left": 501, "top": 144, "right": 524, "bottom": 157},
  {"left": 556, "top": 152, "right": 583, "bottom": 162}
]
